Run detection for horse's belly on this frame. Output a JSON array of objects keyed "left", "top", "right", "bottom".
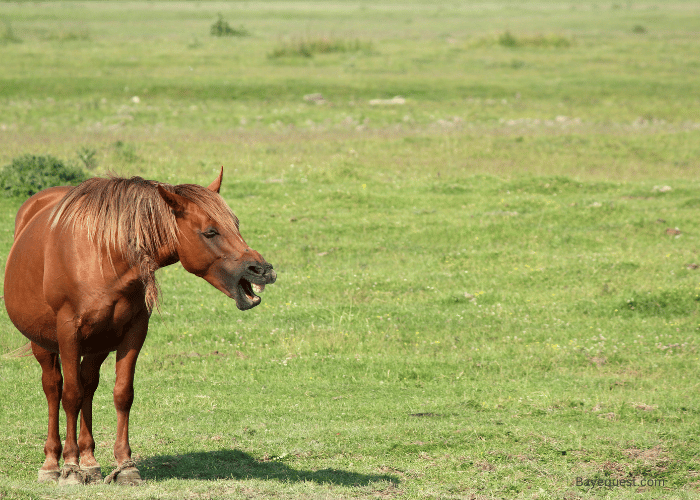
[
  {"left": 78, "top": 323, "right": 128, "bottom": 355},
  {"left": 79, "top": 327, "right": 127, "bottom": 355},
  {"left": 76, "top": 299, "right": 145, "bottom": 355}
]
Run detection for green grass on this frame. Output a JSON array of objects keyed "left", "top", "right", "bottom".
[{"left": 1, "top": 1, "right": 700, "bottom": 499}]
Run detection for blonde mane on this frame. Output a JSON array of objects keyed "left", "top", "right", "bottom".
[{"left": 49, "top": 176, "right": 239, "bottom": 312}]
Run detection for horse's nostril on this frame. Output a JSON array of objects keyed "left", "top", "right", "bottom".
[{"left": 249, "top": 265, "right": 264, "bottom": 275}]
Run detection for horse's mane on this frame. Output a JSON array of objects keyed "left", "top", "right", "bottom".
[{"left": 49, "top": 176, "right": 239, "bottom": 312}]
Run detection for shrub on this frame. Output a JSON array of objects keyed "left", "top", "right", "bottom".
[
  {"left": 479, "top": 31, "right": 572, "bottom": 49},
  {"left": 210, "top": 14, "right": 249, "bottom": 37},
  {"left": 268, "top": 37, "right": 374, "bottom": 58},
  {"left": 43, "top": 29, "right": 91, "bottom": 42},
  {"left": 113, "top": 141, "right": 139, "bottom": 163},
  {"left": 498, "top": 30, "right": 519, "bottom": 48},
  {"left": 0, "top": 155, "right": 88, "bottom": 198},
  {"left": 1, "top": 20, "right": 21, "bottom": 44},
  {"left": 77, "top": 147, "right": 98, "bottom": 170}
]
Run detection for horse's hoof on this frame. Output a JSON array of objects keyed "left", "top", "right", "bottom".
[
  {"left": 104, "top": 460, "right": 142, "bottom": 485},
  {"left": 81, "top": 465, "right": 103, "bottom": 484},
  {"left": 37, "top": 469, "right": 60, "bottom": 483},
  {"left": 58, "top": 464, "right": 87, "bottom": 486},
  {"left": 115, "top": 467, "right": 142, "bottom": 486}
]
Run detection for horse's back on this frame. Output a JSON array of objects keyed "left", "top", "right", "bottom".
[{"left": 13, "top": 186, "right": 71, "bottom": 241}]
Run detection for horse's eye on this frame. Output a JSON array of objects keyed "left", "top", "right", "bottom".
[{"left": 202, "top": 229, "right": 219, "bottom": 239}]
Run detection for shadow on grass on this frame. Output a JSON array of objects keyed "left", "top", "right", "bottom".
[{"left": 138, "top": 449, "right": 399, "bottom": 486}]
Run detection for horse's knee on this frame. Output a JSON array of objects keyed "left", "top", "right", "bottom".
[{"left": 113, "top": 382, "right": 134, "bottom": 412}]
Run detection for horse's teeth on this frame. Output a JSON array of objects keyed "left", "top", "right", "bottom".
[{"left": 252, "top": 283, "right": 265, "bottom": 294}]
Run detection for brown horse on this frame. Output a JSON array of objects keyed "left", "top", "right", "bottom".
[{"left": 4, "top": 168, "right": 276, "bottom": 485}]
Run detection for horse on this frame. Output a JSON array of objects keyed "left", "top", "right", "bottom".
[{"left": 3, "top": 168, "right": 276, "bottom": 485}]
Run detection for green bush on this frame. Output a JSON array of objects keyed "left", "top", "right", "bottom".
[
  {"left": 1, "top": 20, "right": 22, "bottom": 44},
  {"left": 113, "top": 140, "right": 139, "bottom": 163},
  {"left": 77, "top": 147, "right": 98, "bottom": 170},
  {"left": 497, "top": 31, "right": 572, "bottom": 48},
  {"left": 43, "top": 29, "right": 91, "bottom": 42},
  {"left": 268, "top": 37, "right": 374, "bottom": 58},
  {"left": 497, "top": 30, "right": 519, "bottom": 48},
  {"left": 210, "top": 14, "right": 249, "bottom": 37},
  {"left": 0, "top": 155, "right": 89, "bottom": 198}
]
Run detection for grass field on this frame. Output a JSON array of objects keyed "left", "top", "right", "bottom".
[{"left": 1, "top": 1, "right": 700, "bottom": 498}]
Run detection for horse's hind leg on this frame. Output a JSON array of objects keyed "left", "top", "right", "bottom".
[
  {"left": 31, "top": 342, "right": 62, "bottom": 483},
  {"left": 78, "top": 352, "right": 109, "bottom": 484},
  {"left": 55, "top": 314, "right": 88, "bottom": 485}
]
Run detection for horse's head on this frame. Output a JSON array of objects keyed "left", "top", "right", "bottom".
[{"left": 157, "top": 169, "right": 276, "bottom": 311}]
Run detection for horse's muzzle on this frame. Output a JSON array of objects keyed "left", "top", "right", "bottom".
[
  {"left": 232, "top": 261, "right": 276, "bottom": 310},
  {"left": 246, "top": 262, "right": 276, "bottom": 285}
]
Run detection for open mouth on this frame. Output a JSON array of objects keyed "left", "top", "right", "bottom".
[{"left": 236, "top": 278, "right": 265, "bottom": 310}]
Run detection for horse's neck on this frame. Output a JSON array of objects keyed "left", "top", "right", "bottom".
[{"left": 153, "top": 246, "right": 180, "bottom": 269}]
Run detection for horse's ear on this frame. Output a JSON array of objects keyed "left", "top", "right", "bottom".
[
  {"left": 158, "top": 185, "right": 188, "bottom": 217},
  {"left": 208, "top": 167, "right": 223, "bottom": 193}
]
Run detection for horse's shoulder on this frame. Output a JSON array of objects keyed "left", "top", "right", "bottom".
[{"left": 14, "top": 186, "right": 72, "bottom": 240}]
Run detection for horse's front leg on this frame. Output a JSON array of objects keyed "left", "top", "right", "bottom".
[
  {"left": 78, "top": 352, "right": 109, "bottom": 484},
  {"left": 31, "top": 342, "right": 63, "bottom": 483},
  {"left": 105, "top": 311, "right": 149, "bottom": 485}
]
